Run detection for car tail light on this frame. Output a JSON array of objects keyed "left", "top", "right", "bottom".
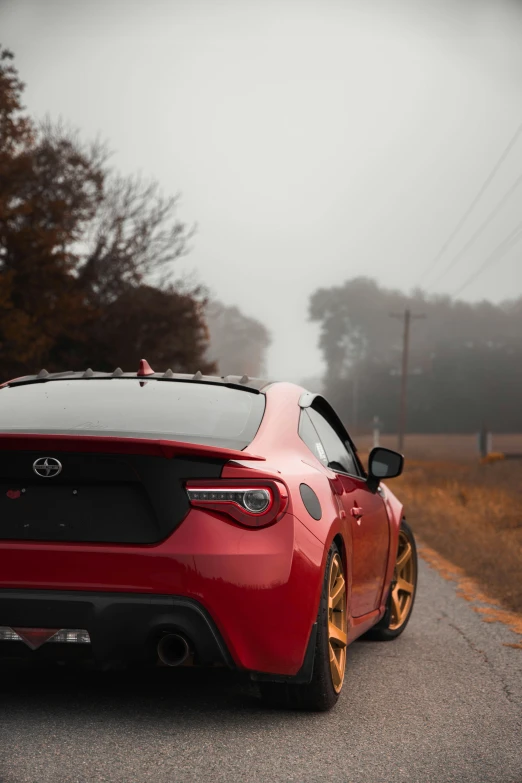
[{"left": 186, "top": 479, "right": 288, "bottom": 528}]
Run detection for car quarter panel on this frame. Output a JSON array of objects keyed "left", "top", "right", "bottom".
[
  {"left": 226, "top": 383, "right": 353, "bottom": 609},
  {"left": 241, "top": 383, "right": 399, "bottom": 625},
  {"left": 228, "top": 383, "right": 350, "bottom": 552}
]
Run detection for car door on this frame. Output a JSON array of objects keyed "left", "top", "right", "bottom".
[{"left": 304, "top": 403, "right": 390, "bottom": 618}]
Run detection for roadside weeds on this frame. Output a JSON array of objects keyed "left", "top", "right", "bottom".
[{"left": 392, "top": 459, "right": 522, "bottom": 616}]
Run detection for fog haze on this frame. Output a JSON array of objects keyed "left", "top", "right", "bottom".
[{"left": 2, "top": 0, "right": 522, "bottom": 379}]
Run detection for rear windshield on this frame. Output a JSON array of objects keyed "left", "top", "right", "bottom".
[{"left": 0, "top": 380, "right": 266, "bottom": 450}]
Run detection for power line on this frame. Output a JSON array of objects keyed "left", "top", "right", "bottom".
[
  {"left": 453, "top": 220, "right": 522, "bottom": 298},
  {"left": 428, "top": 170, "right": 522, "bottom": 289},
  {"left": 418, "top": 120, "right": 522, "bottom": 285}
]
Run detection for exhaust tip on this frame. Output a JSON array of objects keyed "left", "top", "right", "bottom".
[{"left": 157, "top": 633, "right": 191, "bottom": 667}]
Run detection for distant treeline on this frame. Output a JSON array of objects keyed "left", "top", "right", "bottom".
[
  {"left": 0, "top": 47, "right": 269, "bottom": 380},
  {"left": 204, "top": 301, "right": 270, "bottom": 377},
  {"left": 310, "top": 277, "right": 522, "bottom": 434}
]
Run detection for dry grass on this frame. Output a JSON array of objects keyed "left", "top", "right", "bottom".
[
  {"left": 392, "top": 460, "right": 522, "bottom": 614},
  {"left": 356, "top": 433, "right": 522, "bottom": 461}
]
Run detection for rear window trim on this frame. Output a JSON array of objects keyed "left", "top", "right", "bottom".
[{"left": 4, "top": 377, "right": 263, "bottom": 395}]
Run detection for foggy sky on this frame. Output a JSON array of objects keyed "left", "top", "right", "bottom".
[{"left": 2, "top": 0, "right": 522, "bottom": 380}]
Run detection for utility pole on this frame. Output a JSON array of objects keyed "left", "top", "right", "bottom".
[{"left": 390, "top": 309, "right": 426, "bottom": 453}]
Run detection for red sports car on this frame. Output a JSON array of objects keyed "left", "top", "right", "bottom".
[{"left": 0, "top": 361, "right": 417, "bottom": 711}]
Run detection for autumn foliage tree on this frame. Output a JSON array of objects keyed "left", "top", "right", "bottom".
[{"left": 0, "top": 46, "right": 214, "bottom": 379}]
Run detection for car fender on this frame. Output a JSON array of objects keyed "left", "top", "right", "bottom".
[
  {"left": 377, "top": 481, "right": 404, "bottom": 609},
  {"left": 380, "top": 481, "right": 404, "bottom": 530}
]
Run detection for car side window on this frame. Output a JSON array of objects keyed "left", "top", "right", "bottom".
[
  {"left": 298, "top": 411, "right": 329, "bottom": 467},
  {"left": 306, "top": 407, "right": 359, "bottom": 477}
]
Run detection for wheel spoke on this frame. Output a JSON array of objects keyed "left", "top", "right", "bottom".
[
  {"left": 329, "top": 558, "right": 339, "bottom": 589},
  {"left": 329, "top": 643, "right": 343, "bottom": 690},
  {"left": 390, "top": 586, "right": 402, "bottom": 624},
  {"left": 328, "top": 621, "right": 347, "bottom": 648},
  {"left": 397, "top": 577, "right": 414, "bottom": 594},
  {"left": 329, "top": 575, "right": 345, "bottom": 609},
  {"left": 327, "top": 552, "right": 347, "bottom": 694},
  {"left": 395, "top": 541, "right": 412, "bottom": 572},
  {"left": 387, "top": 529, "right": 417, "bottom": 631}
]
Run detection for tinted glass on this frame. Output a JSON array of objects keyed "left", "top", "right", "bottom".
[
  {"left": 0, "top": 380, "right": 265, "bottom": 450},
  {"left": 298, "top": 411, "right": 329, "bottom": 466},
  {"left": 306, "top": 407, "right": 358, "bottom": 475}
]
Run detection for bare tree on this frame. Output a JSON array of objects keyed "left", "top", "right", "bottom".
[{"left": 78, "top": 174, "right": 194, "bottom": 305}]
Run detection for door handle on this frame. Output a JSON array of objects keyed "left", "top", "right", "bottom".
[{"left": 350, "top": 506, "right": 363, "bottom": 520}]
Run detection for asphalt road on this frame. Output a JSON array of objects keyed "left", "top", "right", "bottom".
[{"left": 1, "top": 557, "right": 521, "bottom": 783}]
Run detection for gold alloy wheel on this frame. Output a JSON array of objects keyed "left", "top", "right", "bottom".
[
  {"left": 389, "top": 530, "right": 416, "bottom": 631},
  {"left": 328, "top": 552, "right": 347, "bottom": 693}
]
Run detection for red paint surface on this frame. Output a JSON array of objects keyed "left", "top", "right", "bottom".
[
  {"left": 137, "top": 359, "right": 155, "bottom": 376},
  {"left": 12, "top": 628, "right": 60, "bottom": 650},
  {"left": 0, "top": 433, "right": 265, "bottom": 461}
]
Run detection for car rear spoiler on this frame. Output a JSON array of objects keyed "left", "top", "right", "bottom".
[{"left": 0, "top": 434, "right": 265, "bottom": 461}]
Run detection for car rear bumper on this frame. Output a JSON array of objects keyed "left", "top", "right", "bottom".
[
  {"left": 0, "top": 589, "right": 232, "bottom": 667},
  {"left": 0, "top": 511, "right": 325, "bottom": 676}
]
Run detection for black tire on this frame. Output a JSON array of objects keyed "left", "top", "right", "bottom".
[
  {"left": 259, "top": 542, "right": 345, "bottom": 711},
  {"left": 364, "top": 519, "right": 417, "bottom": 641}
]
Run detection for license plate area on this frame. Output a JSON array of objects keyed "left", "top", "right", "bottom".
[{"left": 0, "top": 482, "right": 159, "bottom": 542}]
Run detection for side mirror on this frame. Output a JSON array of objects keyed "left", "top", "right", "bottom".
[{"left": 367, "top": 447, "right": 404, "bottom": 491}]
